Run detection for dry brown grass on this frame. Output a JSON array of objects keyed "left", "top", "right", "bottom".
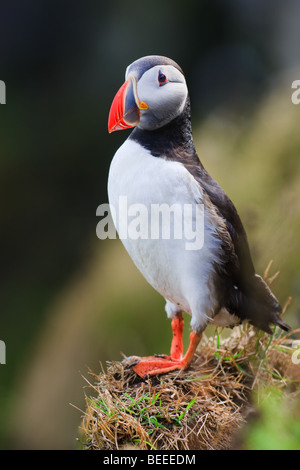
[{"left": 79, "top": 299, "right": 299, "bottom": 450}]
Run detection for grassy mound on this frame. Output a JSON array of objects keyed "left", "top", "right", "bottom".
[{"left": 79, "top": 301, "right": 299, "bottom": 450}]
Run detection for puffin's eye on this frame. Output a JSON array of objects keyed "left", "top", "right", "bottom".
[{"left": 158, "top": 71, "right": 167, "bottom": 86}]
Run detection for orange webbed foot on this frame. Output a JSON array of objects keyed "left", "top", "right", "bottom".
[
  {"left": 132, "top": 328, "right": 202, "bottom": 378},
  {"left": 132, "top": 355, "right": 182, "bottom": 377}
]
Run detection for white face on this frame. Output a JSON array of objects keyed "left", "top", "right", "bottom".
[{"left": 126, "top": 64, "right": 188, "bottom": 131}]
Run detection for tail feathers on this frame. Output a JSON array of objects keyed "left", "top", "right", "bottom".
[
  {"left": 227, "top": 274, "right": 291, "bottom": 334},
  {"left": 274, "top": 316, "right": 291, "bottom": 333}
]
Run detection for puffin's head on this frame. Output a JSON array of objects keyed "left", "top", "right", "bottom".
[{"left": 108, "top": 55, "right": 188, "bottom": 133}]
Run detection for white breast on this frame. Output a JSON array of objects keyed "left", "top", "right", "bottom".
[{"left": 108, "top": 138, "right": 222, "bottom": 332}]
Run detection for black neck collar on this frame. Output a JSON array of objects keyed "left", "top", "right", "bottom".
[{"left": 129, "top": 97, "right": 196, "bottom": 159}]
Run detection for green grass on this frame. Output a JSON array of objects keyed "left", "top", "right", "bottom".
[{"left": 243, "top": 389, "right": 300, "bottom": 450}]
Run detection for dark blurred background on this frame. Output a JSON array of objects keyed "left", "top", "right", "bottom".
[{"left": 0, "top": 0, "right": 300, "bottom": 449}]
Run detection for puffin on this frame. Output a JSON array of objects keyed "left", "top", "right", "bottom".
[{"left": 107, "top": 55, "right": 290, "bottom": 378}]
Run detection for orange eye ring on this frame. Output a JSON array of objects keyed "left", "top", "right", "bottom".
[{"left": 158, "top": 71, "right": 167, "bottom": 86}]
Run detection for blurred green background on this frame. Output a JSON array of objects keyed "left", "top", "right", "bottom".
[{"left": 0, "top": 0, "right": 300, "bottom": 449}]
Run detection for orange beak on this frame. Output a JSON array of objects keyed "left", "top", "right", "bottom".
[{"left": 108, "top": 76, "right": 148, "bottom": 133}]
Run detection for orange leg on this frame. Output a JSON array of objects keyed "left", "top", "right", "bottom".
[
  {"left": 170, "top": 313, "right": 184, "bottom": 360},
  {"left": 132, "top": 315, "right": 202, "bottom": 378},
  {"left": 181, "top": 331, "right": 202, "bottom": 368}
]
